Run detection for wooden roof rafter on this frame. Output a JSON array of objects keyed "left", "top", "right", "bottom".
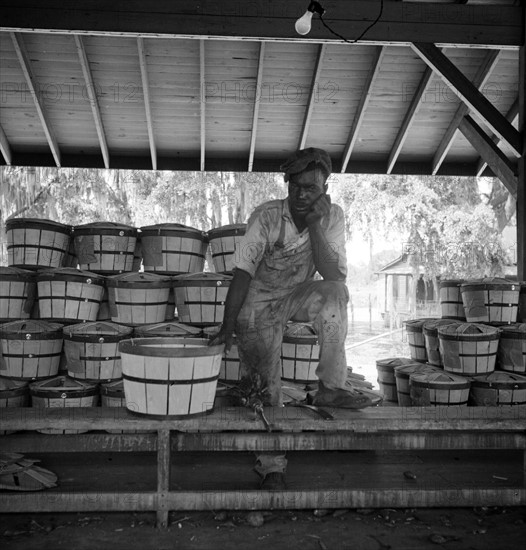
[
  {"left": 431, "top": 49, "right": 501, "bottom": 175},
  {"left": 0, "top": 123, "right": 12, "bottom": 165},
  {"left": 298, "top": 43, "right": 327, "bottom": 150},
  {"left": 200, "top": 39, "right": 205, "bottom": 172},
  {"left": 74, "top": 34, "right": 110, "bottom": 170},
  {"left": 10, "top": 32, "right": 61, "bottom": 168},
  {"left": 137, "top": 37, "right": 157, "bottom": 171},
  {"left": 459, "top": 114, "right": 517, "bottom": 197},
  {"left": 412, "top": 43, "right": 522, "bottom": 158},
  {"left": 340, "top": 46, "right": 385, "bottom": 173},
  {"left": 248, "top": 41, "right": 266, "bottom": 173},
  {"left": 476, "top": 99, "right": 520, "bottom": 177}
]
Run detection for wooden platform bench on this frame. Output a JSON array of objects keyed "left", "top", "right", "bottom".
[{"left": 1, "top": 405, "right": 525, "bottom": 528}]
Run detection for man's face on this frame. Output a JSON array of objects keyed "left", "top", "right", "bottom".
[{"left": 287, "top": 167, "right": 327, "bottom": 217}]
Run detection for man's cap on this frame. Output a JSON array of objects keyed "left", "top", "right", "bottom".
[{"left": 280, "top": 147, "right": 332, "bottom": 182}]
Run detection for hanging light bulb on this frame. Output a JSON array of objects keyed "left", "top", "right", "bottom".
[{"left": 295, "top": 1, "right": 326, "bottom": 36}]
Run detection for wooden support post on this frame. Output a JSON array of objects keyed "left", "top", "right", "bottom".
[
  {"left": 156, "top": 429, "right": 171, "bottom": 529},
  {"left": 518, "top": 31, "right": 525, "bottom": 280}
]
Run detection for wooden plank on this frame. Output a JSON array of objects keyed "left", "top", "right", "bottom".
[
  {"left": 10, "top": 32, "right": 61, "bottom": 167},
  {"left": 476, "top": 99, "right": 519, "bottom": 177},
  {"left": 200, "top": 39, "right": 205, "bottom": 171},
  {"left": 387, "top": 64, "right": 435, "bottom": 174},
  {"left": 340, "top": 46, "right": 385, "bottom": 173},
  {"left": 459, "top": 115, "right": 518, "bottom": 197},
  {"left": 137, "top": 37, "right": 157, "bottom": 170},
  {"left": 0, "top": 123, "right": 12, "bottom": 164},
  {"left": 1, "top": 406, "right": 525, "bottom": 432},
  {"left": 298, "top": 44, "right": 326, "bottom": 150},
  {"left": 518, "top": 39, "right": 526, "bottom": 281},
  {"left": 0, "top": 488, "right": 522, "bottom": 514},
  {"left": 74, "top": 34, "right": 110, "bottom": 169},
  {"left": 248, "top": 42, "right": 265, "bottom": 172},
  {"left": 412, "top": 43, "right": 522, "bottom": 157},
  {"left": 0, "top": 1, "right": 521, "bottom": 47},
  {"left": 432, "top": 49, "right": 501, "bottom": 175}
]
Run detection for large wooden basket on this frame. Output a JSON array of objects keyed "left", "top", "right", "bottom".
[
  {"left": 0, "top": 378, "right": 30, "bottom": 434},
  {"left": 376, "top": 357, "right": 422, "bottom": 402},
  {"left": 460, "top": 278, "right": 519, "bottom": 324},
  {"left": 0, "top": 320, "right": 63, "bottom": 380},
  {"left": 394, "top": 363, "right": 441, "bottom": 406},
  {"left": 6, "top": 218, "right": 72, "bottom": 270},
  {"left": 438, "top": 322, "right": 500, "bottom": 376},
  {"left": 207, "top": 223, "right": 247, "bottom": 274},
  {"left": 439, "top": 279, "right": 466, "bottom": 320},
  {"left": 497, "top": 323, "right": 526, "bottom": 374},
  {"left": 36, "top": 268, "right": 105, "bottom": 323},
  {"left": 0, "top": 267, "right": 36, "bottom": 322},
  {"left": 403, "top": 318, "right": 437, "bottom": 363},
  {"left": 119, "top": 337, "right": 223, "bottom": 417},
  {"left": 30, "top": 376, "right": 99, "bottom": 434},
  {"left": 422, "top": 319, "right": 461, "bottom": 367},
  {"left": 73, "top": 222, "right": 138, "bottom": 274},
  {"left": 280, "top": 322, "right": 319, "bottom": 383},
  {"left": 106, "top": 272, "right": 172, "bottom": 326},
  {"left": 410, "top": 371, "right": 471, "bottom": 406},
  {"left": 140, "top": 223, "right": 208, "bottom": 275},
  {"left": 469, "top": 371, "right": 526, "bottom": 406},
  {"left": 172, "top": 273, "right": 231, "bottom": 326},
  {"left": 63, "top": 321, "right": 133, "bottom": 381}
]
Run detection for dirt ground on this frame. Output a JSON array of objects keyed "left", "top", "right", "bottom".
[{"left": 1, "top": 506, "right": 525, "bottom": 550}]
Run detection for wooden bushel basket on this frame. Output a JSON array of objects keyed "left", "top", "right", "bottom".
[
  {"left": 460, "top": 278, "right": 519, "bottom": 324},
  {"left": 207, "top": 223, "right": 247, "bottom": 274},
  {"left": 36, "top": 268, "right": 105, "bottom": 323},
  {"left": 280, "top": 322, "right": 319, "bottom": 383},
  {"left": 403, "top": 318, "right": 437, "bottom": 363},
  {"left": 410, "top": 371, "right": 471, "bottom": 406},
  {"left": 439, "top": 279, "right": 466, "bottom": 320},
  {"left": 0, "top": 378, "right": 30, "bottom": 434},
  {"left": 73, "top": 222, "right": 138, "bottom": 274},
  {"left": 63, "top": 321, "right": 133, "bottom": 381},
  {"left": 30, "top": 376, "right": 99, "bottom": 434},
  {"left": 172, "top": 273, "right": 231, "bottom": 326},
  {"left": 140, "top": 223, "right": 208, "bottom": 275},
  {"left": 203, "top": 325, "right": 241, "bottom": 382},
  {"left": 497, "top": 323, "right": 526, "bottom": 374},
  {"left": 422, "top": 319, "right": 461, "bottom": 367},
  {"left": 438, "top": 322, "right": 500, "bottom": 376},
  {"left": 134, "top": 321, "right": 202, "bottom": 338},
  {"left": 375, "top": 357, "right": 422, "bottom": 402},
  {"left": 106, "top": 272, "right": 172, "bottom": 326},
  {"left": 0, "top": 267, "right": 36, "bottom": 322},
  {"left": 100, "top": 380, "right": 154, "bottom": 434},
  {"left": 394, "top": 363, "right": 441, "bottom": 406},
  {"left": 6, "top": 218, "right": 72, "bottom": 270},
  {"left": 469, "top": 371, "right": 526, "bottom": 406},
  {"left": 119, "top": 337, "right": 223, "bottom": 417},
  {"left": 0, "top": 320, "right": 63, "bottom": 380}
]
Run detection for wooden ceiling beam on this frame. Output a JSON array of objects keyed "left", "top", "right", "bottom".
[
  {"left": 0, "top": 124, "right": 12, "bottom": 165},
  {"left": 476, "top": 99, "right": 519, "bottom": 177},
  {"left": 458, "top": 115, "right": 517, "bottom": 197},
  {"left": 200, "top": 39, "right": 205, "bottom": 172},
  {"left": 431, "top": 50, "right": 501, "bottom": 175},
  {"left": 74, "top": 35, "right": 110, "bottom": 170},
  {"left": 10, "top": 32, "right": 61, "bottom": 167},
  {"left": 248, "top": 42, "right": 266, "bottom": 172},
  {"left": 298, "top": 44, "right": 326, "bottom": 151},
  {"left": 412, "top": 43, "right": 522, "bottom": 158},
  {"left": 137, "top": 37, "right": 157, "bottom": 171},
  {"left": 341, "top": 46, "right": 385, "bottom": 173},
  {"left": 387, "top": 64, "right": 435, "bottom": 175},
  {"left": 0, "top": 1, "right": 521, "bottom": 47}
]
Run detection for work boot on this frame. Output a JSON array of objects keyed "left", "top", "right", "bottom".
[
  {"left": 260, "top": 472, "right": 287, "bottom": 490},
  {"left": 311, "top": 382, "right": 374, "bottom": 409}
]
